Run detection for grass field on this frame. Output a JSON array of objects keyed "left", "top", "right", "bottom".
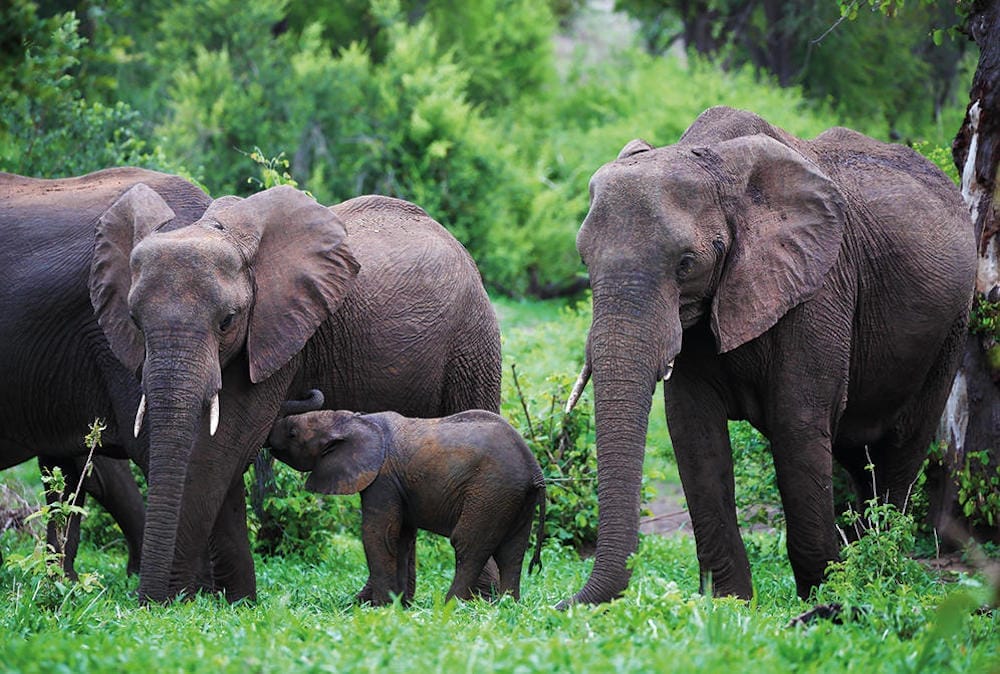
[{"left": 1, "top": 297, "right": 997, "bottom": 673}]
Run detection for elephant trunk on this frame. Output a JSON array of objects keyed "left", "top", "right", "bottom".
[
  {"left": 137, "top": 331, "right": 221, "bottom": 604},
  {"left": 564, "top": 274, "right": 677, "bottom": 606}
]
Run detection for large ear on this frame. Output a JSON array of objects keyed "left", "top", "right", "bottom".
[
  {"left": 207, "top": 186, "right": 360, "bottom": 383},
  {"left": 305, "top": 416, "right": 386, "bottom": 495},
  {"left": 90, "top": 183, "right": 177, "bottom": 374},
  {"left": 710, "top": 134, "right": 846, "bottom": 352}
]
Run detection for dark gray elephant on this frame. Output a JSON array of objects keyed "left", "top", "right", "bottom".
[
  {"left": 90, "top": 187, "right": 502, "bottom": 603},
  {"left": 0, "top": 167, "right": 211, "bottom": 577},
  {"left": 564, "top": 106, "right": 977, "bottom": 605},
  {"left": 268, "top": 406, "right": 545, "bottom": 605}
]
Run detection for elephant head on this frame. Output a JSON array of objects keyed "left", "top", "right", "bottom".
[
  {"left": 566, "top": 124, "right": 846, "bottom": 605},
  {"left": 90, "top": 184, "right": 360, "bottom": 602},
  {"left": 268, "top": 410, "right": 386, "bottom": 495}
]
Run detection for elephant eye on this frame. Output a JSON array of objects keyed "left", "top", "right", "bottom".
[
  {"left": 677, "top": 253, "right": 696, "bottom": 280},
  {"left": 219, "top": 311, "right": 236, "bottom": 333}
]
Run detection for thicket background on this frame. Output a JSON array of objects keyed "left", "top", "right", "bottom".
[{"left": 1, "top": 0, "right": 972, "bottom": 298}]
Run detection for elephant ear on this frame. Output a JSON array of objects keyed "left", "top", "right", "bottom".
[
  {"left": 207, "top": 185, "right": 360, "bottom": 384},
  {"left": 617, "top": 138, "right": 654, "bottom": 159},
  {"left": 710, "top": 134, "right": 847, "bottom": 352},
  {"left": 305, "top": 417, "right": 386, "bottom": 495},
  {"left": 90, "top": 183, "right": 177, "bottom": 374}
]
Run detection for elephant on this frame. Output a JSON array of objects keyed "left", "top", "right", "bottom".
[
  {"left": 268, "top": 404, "right": 546, "bottom": 605},
  {"left": 90, "top": 186, "right": 502, "bottom": 603},
  {"left": 562, "top": 106, "right": 977, "bottom": 605},
  {"left": 38, "top": 454, "right": 145, "bottom": 579},
  {"left": 0, "top": 167, "right": 211, "bottom": 578}
]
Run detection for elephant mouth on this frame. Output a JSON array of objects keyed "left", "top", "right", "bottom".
[{"left": 133, "top": 391, "right": 221, "bottom": 438}]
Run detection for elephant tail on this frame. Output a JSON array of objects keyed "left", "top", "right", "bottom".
[{"left": 528, "top": 481, "right": 546, "bottom": 575}]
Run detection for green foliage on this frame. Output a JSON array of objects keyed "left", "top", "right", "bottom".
[
  {"left": 0, "top": 0, "right": 172, "bottom": 176},
  {"left": 970, "top": 295, "right": 1000, "bottom": 341},
  {"left": 954, "top": 450, "right": 1000, "bottom": 528},
  {"left": 729, "top": 422, "right": 783, "bottom": 529},
  {"left": 3, "top": 421, "right": 106, "bottom": 612},
  {"left": 244, "top": 457, "right": 361, "bottom": 563}
]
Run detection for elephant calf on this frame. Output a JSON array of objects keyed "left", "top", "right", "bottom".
[{"left": 268, "top": 407, "right": 546, "bottom": 606}]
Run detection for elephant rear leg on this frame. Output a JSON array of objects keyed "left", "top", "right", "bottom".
[
  {"left": 869, "top": 314, "right": 970, "bottom": 512},
  {"left": 446, "top": 521, "right": 504, "bottom": 602},
  {"left": 491, "top": 506, "right": 536, "bottom": 600}
]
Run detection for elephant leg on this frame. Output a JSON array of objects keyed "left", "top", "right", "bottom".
[
  {"left": 492, "top": 505, "right": 535, "bottom": 600},
  {"left": 446, "top": 514, "right": 502, "bottom": 602},
  {"left": 359, "top": 497, "right": 406, "bottom": 606},
  {"left": 874, "top": 313, "right": 970, "bottom": 512},
  {"left": 83, "top": 454, "right": 145, "bottom": 576},
  {"left": 208, "top": 474, "right": 256, "bottom": 603},
  {"left": 394, "top": 525, "right": 417, "bottom": 606},
  {"left": 665, "top": 376, "right": 750, "bottom": 599},
  {"left": 38, "top": 457, "right": 84, "bottom": 580},
  {"left": 770, "top": 425, "right": 839, "bottom": 599}
]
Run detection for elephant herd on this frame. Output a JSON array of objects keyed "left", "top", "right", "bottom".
[{"left": 0, "top": 106, "right": 977, "bottom": 608}]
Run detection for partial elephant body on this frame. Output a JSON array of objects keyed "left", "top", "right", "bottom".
[
  {"left": 268, "top": 409, "right": 545, "bottom": 605},
  {"left": 570, "top": 106, "right": 977, "bottom": 605},
  {"left": 0, "top": 168, "right": 211, "bottom": 578},
  {"left": 90, "top": 187, "right": 502, "bottom": 603}
]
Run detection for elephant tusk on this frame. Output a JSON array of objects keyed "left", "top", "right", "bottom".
[
  {"left": 564, "top": 362, "right": 592, "bottom": 414},
  {"left": 209, "top": 393, "right": 220, "bottom": 436},
  {"left": 133, "top": 394, "right": 146, "bottom": 438},
  {"left": 663, "top": 360, "right": 675, "bottom": 382}
]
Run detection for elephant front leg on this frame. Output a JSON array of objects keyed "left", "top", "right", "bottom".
[
  {"left": 665, "top": 380, "right": 751, "bottom": 599},
  {"left": 358, "top": 495, "right": 407, "bottom": 606},
  {"left": 770, "top": 427, "right": 839, "bottom": 599},
  {"left": 209, "top": 474, "right": 257, "bottom": 603}
]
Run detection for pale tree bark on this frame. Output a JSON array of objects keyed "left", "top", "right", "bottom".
[{"left": 932, "top": 0, "right": 1000, "bottom": 547}]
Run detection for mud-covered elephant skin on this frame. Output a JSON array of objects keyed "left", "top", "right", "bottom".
[
  {"left": 38, "top": 454, "right": 145, "bottom": 578},
  {"left": 0, "top": 168, "right": 211, "bottom": 578},
  {"left": 564, "top": 106, "right": 977, "bottom": 605},
  {"left": 90, "top": 187, "right": 502, "bottom": 603},
  {"left": 269, "top": 408, "right": 545, "bottom": 605}
]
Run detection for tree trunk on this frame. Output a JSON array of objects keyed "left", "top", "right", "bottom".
[{"left": 933, "top": 0, "right": 1000, "bottom": 547}]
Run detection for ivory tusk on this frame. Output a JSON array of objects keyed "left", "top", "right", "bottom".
[
  {"left": 209, "top": 393, "right": 220, "bottom": 436},
  {"left": 663, "top": 360, "right": 675, "bottom": 382},
  {"left": 133, "top": 394, "right": 146, "bottom": 438},
  {"left": 564, "top": 362, "right": 592, "bottom": 414}
]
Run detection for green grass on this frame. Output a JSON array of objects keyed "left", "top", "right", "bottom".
[{"left": 1, "top": 297, "right": 998, "bottom": 673}]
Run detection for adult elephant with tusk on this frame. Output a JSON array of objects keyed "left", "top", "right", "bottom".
[
  {"left": 90, "top": 186, "right": 501, "bottom": 604},
  {"left": 0, "top": 167, "right": 212, "bottom": 580},
  {"left": 562, "top": 106, "right": 977, "bottom": 606}
]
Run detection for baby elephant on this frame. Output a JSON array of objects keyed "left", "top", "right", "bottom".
[{"left": 268, "top": 407, "right": 546, "bottom": 606}]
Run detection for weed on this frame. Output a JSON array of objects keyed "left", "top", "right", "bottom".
[{"left": 3, "top": 420, "right": 106, "bottom": 611}]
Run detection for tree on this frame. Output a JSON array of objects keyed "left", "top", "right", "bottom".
[{"left": 932, "top": 0, "right": 1000, "bottom": 546}]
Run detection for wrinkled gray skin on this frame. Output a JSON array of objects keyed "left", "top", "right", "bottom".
[
  {"left": 90, "top": 187, "right": 501, "bottom": 604},
  {"left": 0, "top": 168, "right": 211, "bottom": 579},
  {"left": 269, "top": 408, "right": 545, "bottom": 605},
  {"left": 566, "top": 106, "right": 977, "bottom": 605}
]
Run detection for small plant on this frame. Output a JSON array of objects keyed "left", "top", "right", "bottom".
[
  {"left": 955, "top": 449, "right": 1000, "bottom": 529},
  {"left": 815, "top": 453, "right": 938, "bottom": 637},
  {"left": 243, "top": 146, "right": 300, "bottom": 191},
  {"left": 3, "top": 420, "right": 106, "bottom": 611}
]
